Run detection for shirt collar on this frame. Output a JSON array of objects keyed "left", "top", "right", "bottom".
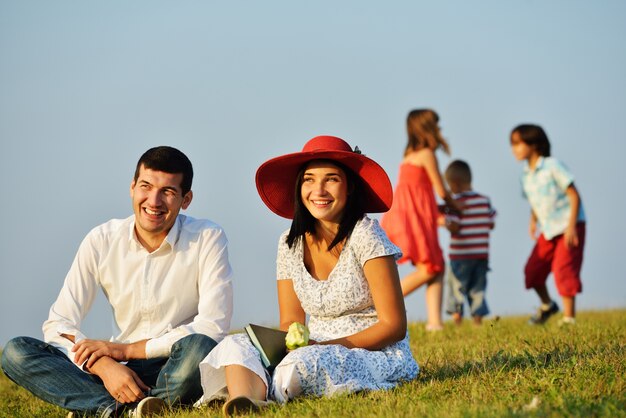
[
  {"left": 127, "top": 219, "right": 139, "bottom": 248},
  {"left": 164, "top": 215, "right": 183, "bottom": 250},
  {"left": 127, "top": 215, "right": 183, "bottom": 253},
  {"left": 523, "top": 156, "right": 545, "bottom": 174}
]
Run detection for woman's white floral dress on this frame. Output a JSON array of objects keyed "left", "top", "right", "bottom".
[{"left": 198, "top": 216, "right": 419, "bottom": 403}]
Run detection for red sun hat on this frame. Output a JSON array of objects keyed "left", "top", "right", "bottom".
[{"left": 255, "top": 135, "right": 393, "bottom": 219}]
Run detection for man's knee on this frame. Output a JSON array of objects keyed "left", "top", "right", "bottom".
[
  {"left": 2, "top": 336, "right": 41, "bottom": 374},
  {"left": 168, "top": 334, "right": 217, "bottom": 379},
  {"left": 153, "top": 334, "right": 217, "bottom": 405},
  {"left": 173, "top": 334, "right": 217, "bottom": 360}
]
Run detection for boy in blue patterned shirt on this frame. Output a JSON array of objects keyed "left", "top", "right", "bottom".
[{"left": 510, "top": 124, "right": 586, "bottom": 326}]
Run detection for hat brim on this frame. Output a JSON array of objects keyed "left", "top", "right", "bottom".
[{"left": 256, "top": 149, "right": 393, "bottom": 219}]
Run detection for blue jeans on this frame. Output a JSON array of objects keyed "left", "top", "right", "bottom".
[
  {"left": 446, "top": 259, "right": 490, "bottom": 317},
  {"left": 1, "top": 333, "right": 216, "bottom": 415}
]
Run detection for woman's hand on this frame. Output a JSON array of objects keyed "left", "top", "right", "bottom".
[{"left": 287, "top": 339, "right": 317, "bottom": 352}]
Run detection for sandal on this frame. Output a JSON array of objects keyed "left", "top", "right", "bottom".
[{"left": 222, "top": 396, "right": 268, "bottom": 416}]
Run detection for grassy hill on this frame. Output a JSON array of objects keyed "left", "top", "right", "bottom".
[{"left": 1, "top": 310, "right": 624, "bottom": 417}]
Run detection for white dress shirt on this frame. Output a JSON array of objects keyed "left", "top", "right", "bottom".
[{"left": 42, "top": 214, "right": 233, "bottom": 367}]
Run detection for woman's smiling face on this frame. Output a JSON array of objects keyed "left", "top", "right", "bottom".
[{"left": 300, "top": 160, "right": 348, "bottom": 226}]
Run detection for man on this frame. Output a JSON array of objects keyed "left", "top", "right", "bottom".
[{"left": 2, "top": 146, "right": 233, "bottom": 416}]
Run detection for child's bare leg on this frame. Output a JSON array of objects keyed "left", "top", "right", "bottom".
[
  {"left": 534, "top": 284, "right": 552, "bottom": 305},
  {"left": 472, "top": 316, "right": 483, "bottom": 326},
  {"left": 425, "top": 272, "right": 444, "bottom": 329},
  {"left": 562, "top": 295, "right": 575, "bottom": 318},
  {"left": 452, "top": 312, "right": 462, "bottom": 326},
  {"left": 225, "top": 365, "right": 267, "bottom": 401},
  {"left": 528, "top": 283, "right": 560, "bottom": 325},
  {"left": 400, "top": 263, "right": 436, "bottom": 296}
]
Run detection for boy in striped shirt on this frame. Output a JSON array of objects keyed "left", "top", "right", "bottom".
[{"left": 442, "top": 160, "right": 496, "bottom": 325}]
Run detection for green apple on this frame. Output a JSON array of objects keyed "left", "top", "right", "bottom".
[{"left": 285, "top": 322, "right": 309, "bottom": 350}]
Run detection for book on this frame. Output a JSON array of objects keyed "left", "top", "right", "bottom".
[{"left": 244, "top": 323, "right": 288, "bottom": 372}]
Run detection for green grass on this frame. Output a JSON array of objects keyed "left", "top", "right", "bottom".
[{"left": 1, "top": 310, "right": 624, "bottom": 417}]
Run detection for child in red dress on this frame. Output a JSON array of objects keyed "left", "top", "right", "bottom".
[{"left": 381, "top": 109, "right": 461, "bottom": 331}]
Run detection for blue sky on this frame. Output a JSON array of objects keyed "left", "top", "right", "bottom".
[{"left": 1, "top": 1, "right": 625, "bottom": 346}]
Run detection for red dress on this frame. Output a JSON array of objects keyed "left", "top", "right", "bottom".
[{"left": 381, "top": 163, "right": 444, "bottom": 273}]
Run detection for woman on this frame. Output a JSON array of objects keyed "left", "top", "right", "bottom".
[{"left": 199, "top": 135, "right": 419, "bottom": 416}]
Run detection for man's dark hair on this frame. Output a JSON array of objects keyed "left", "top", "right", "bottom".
[
  {"left": 286, "top": 159, "right": 366, "bottom": 251},
  {"left": 134, "top": 146, "right": 194, "bottom": 195}
]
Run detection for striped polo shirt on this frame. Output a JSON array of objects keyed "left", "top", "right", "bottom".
[{"left": 447, "top": 191, "right": 496, "bottom": 260}]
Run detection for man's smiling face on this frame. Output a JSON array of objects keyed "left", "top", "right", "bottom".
[{"left": 130, "top": 164, "right": 192, "bottom": 248}]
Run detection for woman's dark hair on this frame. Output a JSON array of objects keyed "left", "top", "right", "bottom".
[
  {"left": 134, "top": 146, "right": 194, "bottom": 195},
  {"left": 286, "top": 159, "right": 366, "bottom": 251},
  {"left": 511, "top": 124, "right": 551, "bottom": 157}
]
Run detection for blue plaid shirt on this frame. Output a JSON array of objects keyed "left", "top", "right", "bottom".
[{"left": 521, "top": 157, "right": 586, "bottom": 240}]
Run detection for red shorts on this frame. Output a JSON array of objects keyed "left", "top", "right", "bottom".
[{"left": 524, "top": 223, "right": 585, "bottom": 297}]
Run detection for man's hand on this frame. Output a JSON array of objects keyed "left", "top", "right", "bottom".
[
  {"left": 73, "top": 340, "right": 129, "bottom": 369},
  {"left": 72, "top": 339, "right": 147, "bottom": 369},
  {"left": 89, "top": 357, "right": 150, "bottom": 404}
]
